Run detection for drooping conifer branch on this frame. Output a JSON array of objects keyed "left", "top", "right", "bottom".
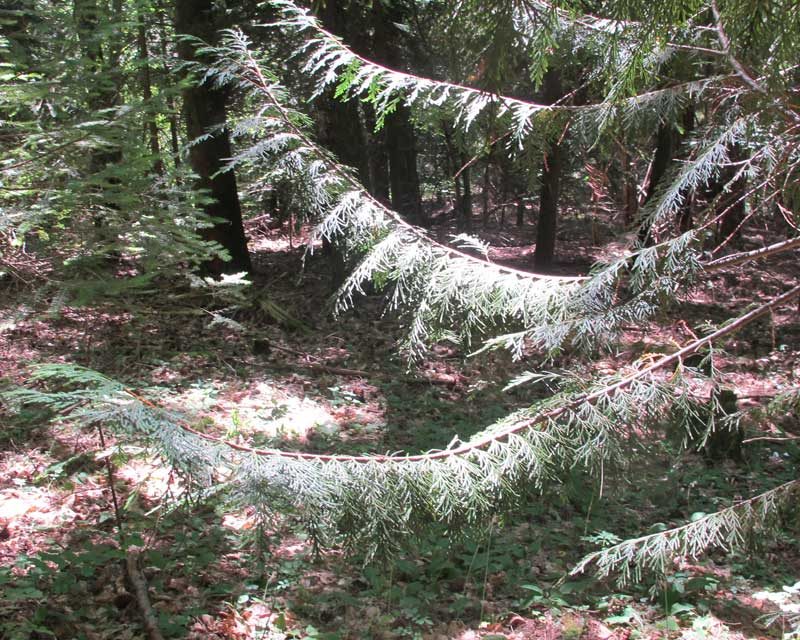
[
  {"left": 211, "top": 30, "right": 584, "bottom": 284},
  {"left": 12, "top": 283, "right": 799, "bottom": 467},
  {"left": 266, "top": 0, "right": 727, "bottom": 145},
  {"left": 8, "top": 285, "right": 799, "bottom": 557},
  {"left": 572, "top": 479, "right": 800, "bottom": 585},
  {"left": 209, "top": 30, "right": 796, "bottom": 360}
]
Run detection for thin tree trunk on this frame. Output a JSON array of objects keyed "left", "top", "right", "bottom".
[
  {"left": 637, "top": 122, "right": 679, "bottom": 245},
  {"left": 534, "top": 146, "right": 562, "bottom": 268},
  {"left": 715, "top": 145, "right": 747, "bottom": 244},
  {"left": 459, "top": 159, "right": 472, "bottom": 231},
  {"left": 175, "top": 0, "right": 251, "bottom": 275},
  {"left": 156, "top": 13, "right": 181, "bottom": 168},
  {"left": 442, "top": 125, "right": 461, "bottom": 222},
  {"left": 481, "top": 162, "right": 491, "bottom": 228},
  {"left": 617, "top": 146, "right": 638, "bottom": 226},
  {"left": 371, "top": 2, "right": 424, "bottom": 225},
  {"left": 533, "top": 69, "right": 564, "bottom": 269},
  {"left": 137, "top": 14, "right": 164, "bottom": 176},
  {"left": 363, "top": 106, "right": 390, "bottom": 202}
]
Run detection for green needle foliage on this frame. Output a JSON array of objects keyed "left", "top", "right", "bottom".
[
  {"left": 4, "top": 0, "right": 799, "bottom": 590},
  {"left": 7, "top": 284, "right": 799, "bottom": 567}
]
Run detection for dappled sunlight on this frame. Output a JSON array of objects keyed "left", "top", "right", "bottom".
[
  {"left": 116, "top": 458, "right": 178, "bottom": 503},
  {"left": 2, "top": 0, "right": 799, "bottom": 635}
]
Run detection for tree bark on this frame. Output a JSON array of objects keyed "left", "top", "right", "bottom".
[
  {"left": 637, "top": 122, "right": 679, "bottom": 245},
  {"left": 363, "top": 106, "right": 390, "bottom": 202},
  {"left": 137, "top": 13, "right": 164, "bottom": 176},
  {"left": 175, "top": 0, "right": 251, "bottom": 275},
  {"left": 371, "top": 3, "right": 424, "bottom": 225},
  {"left": 714, "top": 145, "right": 747, "bottom": 245},
  {"left": 386, "top": 104, "right": 424, "bottom": 224},
  {"left": 533, "top": 69, "right": 564, "bottom": 269},
  {"left": 459, "top": 159, "right": 473, "bottom": 231}
]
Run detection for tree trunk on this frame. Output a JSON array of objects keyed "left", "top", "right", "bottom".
[
  {"left": 714, "top": 146, "right": 747, "bottom": 245},
  {"left": 371, "top": 3, "right": 424, "bottom": 225},
  {"left": 637, "top": 122, "right": 679, "bottom": 245},
  {"left": 137, "top": 13, "right": 163, "bottom": 176},
  {"left": 676, "top": 106, "right": 696, "bottom": 232},
  {"left": 615, "top": 146, "right": 638, "bottom": 226},
  {"left": 175, "top": 0, "right": 251, "bottom": 276},
  {"left": 533, "top": 69, "right": 564, "bottom": 269},
  {"left": 534, "top": 145, "right": 562, "bottom": 268},
  {"left": 459, "top": 160, "right": 473, "bottom": 231},
  {"left": 156, "top": 12, "right": 182, "bottom": 169},
  {"left": 312, "top": 0, "right": 372, "bottom": 286},
  {"left": 363, "top": 106, "right": 390, "bottom": 202},
  {"left": 73, "top": 0, "right": 123, "bottom": 240},
  {"left": 481, "top": 161, "right": 491, "bottom": 228},
  {"left": 386, "top": 104, "right": 424, "bottom": 224}
]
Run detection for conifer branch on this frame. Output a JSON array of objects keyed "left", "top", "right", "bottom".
[
  {"left": 266, "top": 0, "right": 727, "bottom": 143},
  {"left": 7, "top": 285, "right": 799, "bottom": 557},
  {"left": 20, "top": 283, "right": 798, "bottom": 466},
  {"left": 572, "top": 479, "right": 800, "bottom": 584},
  {"left": 704, "top": 235, "right": 800, "bottom": 271},
  {"left": 210, "top": 32, "right": 796, "bottom": 361},
  {"left": 215, "top": 31, "right": 584, "bottom": 284}
]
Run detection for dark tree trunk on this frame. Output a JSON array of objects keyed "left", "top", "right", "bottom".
[
  {"left": 137, "top": 13, "right": 163, "bottom": 176},
  {"left": 458, "top": 159, "right": 472, "bottom": 231},
  {"left": 612, "top": 145, "right": 638, "bottom": 226},
  {"left": 363, "top": 107, "right": 390, "bottom": 202},
  {"left": 175, "top": 0, "right": 251, "bottom": 276},
  {"left": 713, "top": 145, "right": 747, "bottom": 245},
  {"left": 637, "top": 122, "right": 679, "bottom": 245},
  {"left": 316, "top": 95, "right": 369, "bottom": 185},
  {"left": 676, "top": 106, "right": 696, "bottom": 232},
  {"left": 481, "top": 163, "right": 491, "bottom": 228},
  {"left": 386, "top": 104, "right": 424, "bottom": 224},
  {"left": 534, "top": 145, "right": 562, "bottom": 268},
  {"left": 315, "top": 0, "right": 369, "bottom": 179},
  {"left": 371, "top": 3, "right": 424, "bottom": 225},
  {"left": 312, "top": 1, "right": 372, "bottom": 287},
  {"left": 442, "top": 125, "right": 461, "bottom": 222},
  {"left": 533, "top": 69, "right": 564, "bottom": 269}
]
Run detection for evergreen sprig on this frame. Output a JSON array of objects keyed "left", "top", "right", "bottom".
[{"left": 572, "top": 479, "right": 800, "bottom": 585}]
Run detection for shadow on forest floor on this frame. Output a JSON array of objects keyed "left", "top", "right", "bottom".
[{"left": 1, "top": 219, "right": 799, "bottom": 639}]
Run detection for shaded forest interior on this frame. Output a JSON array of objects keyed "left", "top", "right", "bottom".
[{"left": 1, "top": 0, "right": 799, "bottom": 639}]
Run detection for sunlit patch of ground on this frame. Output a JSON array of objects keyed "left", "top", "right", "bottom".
[{"left": 1, "top": 217, "right": 798, "bottom": 639}]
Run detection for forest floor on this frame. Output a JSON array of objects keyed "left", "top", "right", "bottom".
[{"left": 1, "top": 208, "right": 799, "bottom": 640}]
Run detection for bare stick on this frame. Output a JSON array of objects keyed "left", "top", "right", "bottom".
[
  {"left": 705, "top": 235, "right": 800, "bottom": 271},
  {"left": 125, "top": 549, "right": 166, "bottom": 640}
]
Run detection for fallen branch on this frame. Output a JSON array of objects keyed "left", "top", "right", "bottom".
[
  {"left": 742, "top": 435, "right": 800, "bottom": 444},
  {"left": 125, "top": 548, "right": 165, "bottom": 640},
  {"left": 704, "top": 235, "right": 800, "bottom": 271}
]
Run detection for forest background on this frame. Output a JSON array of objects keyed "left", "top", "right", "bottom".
[{"left": 0, "top": 0, "right": 799, "bottom": 638}]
